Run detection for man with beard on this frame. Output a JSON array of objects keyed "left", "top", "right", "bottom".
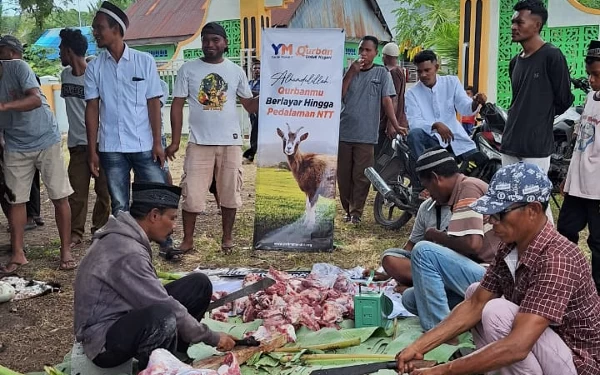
[
  {"left": 167, "top": 22, "right": 258, "bottom": 254},
  {"left": 74, "top": 182, "right": 237, "bottom": 370},
  {"left": 85, "top": 1, "right": 175, "bottom": 255},
  {"left": 59, "top": 28, "right": 110, "bottom": 248}
]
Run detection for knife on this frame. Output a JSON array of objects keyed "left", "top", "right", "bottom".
[
  {"left": 309, "top": 360, "right": 436, "bottom": 375},
  {"left": 235, "top": 336, "right": 260, "bottom": 346},
  {"left": 208, "top": 277, "right": 275, "bottom": 311}
]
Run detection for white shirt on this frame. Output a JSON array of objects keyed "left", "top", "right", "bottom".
[
  {"left": 405, "top": 75, "right": 477, "bottom": 156},
  {"left": 84, "top": 44, "right": 163, "bottom": 152},
  {"left": 173, "top": 58, "right": 252, "bottom": 146}
]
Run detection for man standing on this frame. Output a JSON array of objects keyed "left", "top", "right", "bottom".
[
  {"left": 0, "top": 35, "right": 44, "bottom": 231},
  {"left": 502, "top": 0, "right": 573, "bottom": 171},
  {"left": 405, "top": 50, "right": 486, "bottom": 160},
  {"left": 85, "top": 2, "right": 173, "bottom": 251},
  {"left": 339, "top": 35, "right": 405, "bottom": 225},
  {"left": 396, "top": 163, "right": 600, "bottom": 375},
  {"left": 558, "top": 40, "right": 600, "bottom": 294},
  {"left": 0, "top": 59, "right": 75, "bottom": 275},
  {"left": 168, "top": 22, "right": 257, "bottom": 254},
  {"left": 243, "top": 59, "right": 260, "bottom": 164},
  {"left": 74, "top": 182, "right": 236, "bottom": 370},
  {"left": 376, "top": 42, "right": 408, "bottom": 156},
  {"left": 59, "top": 28, "right": 110, "bottom": 248}
]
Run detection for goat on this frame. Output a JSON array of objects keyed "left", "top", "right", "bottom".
[{"left": 277, "top": 123, "right": 335, "bottom": 227}]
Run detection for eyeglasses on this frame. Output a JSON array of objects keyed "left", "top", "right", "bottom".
[{"left": 490, "top": 203, "right": 529, "bottom": 222}]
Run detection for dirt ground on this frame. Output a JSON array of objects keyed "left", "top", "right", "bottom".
[{"left": 0, "top": 145, "right": 412, "bottom": 373}]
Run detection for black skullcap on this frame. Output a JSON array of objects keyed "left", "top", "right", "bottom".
[
  {"left": 98, "top": 1, "right": 130, "bottom": 32},
  {"left": 415, "top": 146, "right": 457, "bottom": 173},
  {"left": 587, "top": 40, "right": 600, "bottom": 59},
  {"left": 131, "top": 182, "right": 181, "bottom": 209},
  {"left": 201, "top": 22, "right": 227, "bottom": 39}
]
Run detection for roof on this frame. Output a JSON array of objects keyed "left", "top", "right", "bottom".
[
  {"left": 271, "top": 0, "right": 304, "bottom": 26},
  {"left": 269, "top": 0, "right": 392, "bottom": 41},
  {"left": 33, "top": 27, "right": 98, "bottom": 60},
  {"left": 124, "top": 0, "right": 207, "bottom": 42}
]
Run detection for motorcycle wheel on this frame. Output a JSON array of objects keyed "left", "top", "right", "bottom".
[{"left": 373, "top": 191, "right": 413, "bottom": 230}]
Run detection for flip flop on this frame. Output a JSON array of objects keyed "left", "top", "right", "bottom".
[
  {"left": 159, "top": 247, "right": 194, "bottom": 261},
  {"left": 221, "top": 243, "right": 236, "bottom": 254},
  {"left": 0, "top": 261, "right": 28, "bottom": 276},
  {"left": 59, "top": 259, "right": 78, "bottom": 271},
  {"left": 70, "top": 238, "right": 83, "bottom": 249}
]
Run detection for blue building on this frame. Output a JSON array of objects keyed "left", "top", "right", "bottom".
[{"left": 33, "top": 26, "right": 98, "bottom": 59}]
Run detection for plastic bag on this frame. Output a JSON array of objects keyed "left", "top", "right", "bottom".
[{"left": 138, "top": 349, "right": 241, "bottom": 375}]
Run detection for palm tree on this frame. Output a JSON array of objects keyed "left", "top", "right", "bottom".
[{"left": 394, "top": 0, "right": 460, "bottom": 73}]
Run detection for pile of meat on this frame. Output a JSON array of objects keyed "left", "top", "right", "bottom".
[{"left": 210, "top": 268, "right": 356, "bottom": 331}]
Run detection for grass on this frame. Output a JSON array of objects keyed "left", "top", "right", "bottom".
[{"left": 254, "top": 167, "right": 336, "bottom": 241}]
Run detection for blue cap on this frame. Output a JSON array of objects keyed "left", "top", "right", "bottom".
[{"left": 469, "top": 162, "right": 552, "bottom": 215}]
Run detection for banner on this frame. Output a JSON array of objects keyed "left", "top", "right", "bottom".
[{"left": 253, "top": 28, "right": 345, "bottom": 252}]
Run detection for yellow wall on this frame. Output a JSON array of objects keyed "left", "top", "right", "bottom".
[
  {"left": 459, "top": 0, "right": 490, "bottom": 94},
  {"left": 40, "top": 84, "right": 56, "bottom": 112},
  {"left": 240, "top": 0, "right": 272, "bottom": 56}
]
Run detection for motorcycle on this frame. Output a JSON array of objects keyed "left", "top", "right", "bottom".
[
  {"left": 366, "top": 133, "right": 492, "bottom": 230},
  {"left": 471, "top": 102, "right": 506, "bottom": 181}
]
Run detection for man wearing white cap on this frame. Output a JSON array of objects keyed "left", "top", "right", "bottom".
[
  {"left": 376, "top": 42, "right": 408, "bottom": 156},
  {"left": 85, "top": 1, "right": 174, "bottom": 253}
]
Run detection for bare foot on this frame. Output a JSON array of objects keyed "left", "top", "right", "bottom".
[{"left": 59, "top": 259, "right": 78, "bottom": 271}]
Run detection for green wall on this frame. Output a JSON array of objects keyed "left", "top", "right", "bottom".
[
  {"left": 496, "top": 0, "right": 599, "bottom": 108},
  {"left": 133, "top": 44, "right": 176, "bottom": 60}
]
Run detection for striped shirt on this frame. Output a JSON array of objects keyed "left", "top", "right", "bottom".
[{"left": 446, "top": 174, "right": 499, "bottom": 263}]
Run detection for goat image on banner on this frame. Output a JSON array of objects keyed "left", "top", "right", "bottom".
[{"left": 253, "top": 28, "right": 344, "bottom": 252}]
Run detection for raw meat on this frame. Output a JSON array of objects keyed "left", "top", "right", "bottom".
[
  {"left": 139, "top": 349, "right": 241, "bottom": 375},
  {"left": 210, "top": 267, "right": 355, "bottom": 332}
]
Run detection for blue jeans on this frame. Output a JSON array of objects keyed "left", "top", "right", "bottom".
[
  {"left": 407, "top": 128, "right": 477, "bottom": 162},
  {"left": 407, "top": 128, "right": 439, "bottom": 160},
  {"left": 99, "top": 151, "right": 167, "bottom": 214},
  {"left": 401, "top": 241, "right": 486, "bottom": 331}
]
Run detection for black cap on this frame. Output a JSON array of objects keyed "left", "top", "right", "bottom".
[
  {"left": 131, "top": 182, "right": 181, "bottom": 209},
  {"left": 201, "top": 22, "right": 227, "bottom": 39},
  {"left": 587, "top": 40, "right": 600, "bottom": 59},
  {"left": 0, "top": 35, "right": 23, "bottom": 53},
  {"left": 98, "top": 1, "right": 130, "bottom": 32}
]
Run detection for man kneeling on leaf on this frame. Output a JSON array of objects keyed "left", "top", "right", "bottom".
[
  {"left": 73, "top": 182, "right": 237, "bottom": 370},
  {"left": 396, "top": 163, "right": 600, "bottom": 375}
]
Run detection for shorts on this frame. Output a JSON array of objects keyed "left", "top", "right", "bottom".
[
  {"left": 181, "top": 144, "right": 243, "bottom": 213},
  {"left": 381, "top": 248, "right": 412, "bottom": 262},
  {"left": 4, "top": 142, "right": 74, "bottom": 204}
]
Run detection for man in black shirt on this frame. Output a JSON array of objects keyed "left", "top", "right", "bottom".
[{"left": 502, "top": 0, "right": 573, "bottom": 173}]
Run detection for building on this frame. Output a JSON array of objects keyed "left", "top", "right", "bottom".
[
  {"left": 459, "top": 0, "right": 600, "bottom": 107},
  {"left": 123, "top": 0, "right": 394, "bottom": 68}
]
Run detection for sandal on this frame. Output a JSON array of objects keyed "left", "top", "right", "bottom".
[
  {"left": 59, "top": 259, "right": 78, "bottom": 271},
  {"left": 221, "top": 243, "right": 236, "bottom": 254},
  {"left": 70, "top": 238, "right": 83, "bottom": 249},
  {"left": 159, "top": 247, "right": 194, "bottom": 261},
  {"left": 0, "top": 261, "right": 28, "bottom": 276}
]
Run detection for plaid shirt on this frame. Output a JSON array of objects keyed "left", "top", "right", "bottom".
[{"left": 480, "top": 222, "right": 600, "bottom": 374}]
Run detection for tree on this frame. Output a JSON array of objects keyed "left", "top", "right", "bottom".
[
  {"left": 23, "top": 45, "right": 62, "bottom": 76},
  {"left": 18, "top": 0, "right": 53, "bottom": 32},
  {"left": 394, "top": 0, "right": 460, "bottom": 73}
]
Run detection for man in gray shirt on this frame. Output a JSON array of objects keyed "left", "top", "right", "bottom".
[
  {"left": 59, "top": 28, "right": 110, "bottom": 248},
  {"left": 338, "top": 35, "right": 406, "bottom": 224},
  {"left": 0, "top": 59, "right": 75, "bottom": 275}
]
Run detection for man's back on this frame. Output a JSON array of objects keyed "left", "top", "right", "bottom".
[
  {"left": 0, "top": 60, "right": 59, "bottom": 152},
  {"left": 502, "top": 43, "right": 574, "bottom": 158}
]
